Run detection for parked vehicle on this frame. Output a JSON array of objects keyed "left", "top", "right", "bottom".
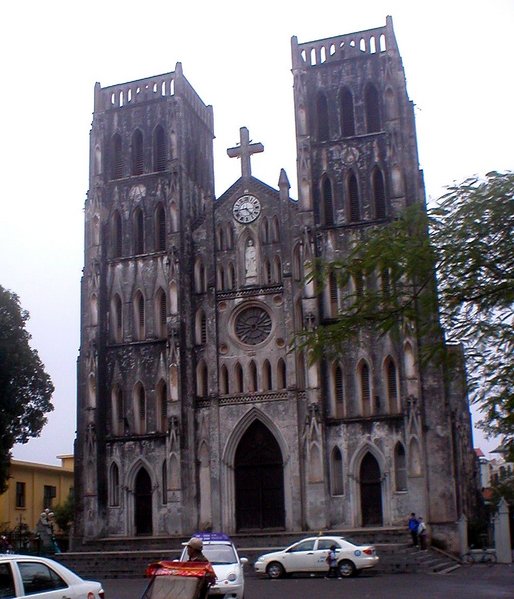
[
  {"left": 254, "top": 535, "right": 379, "bottom": 578},
  {"left": 179, "top": 532, "right": 247, "bottom": 599},
  {"left": 0, "top": 554, "right": 105, "bottom": 598}
]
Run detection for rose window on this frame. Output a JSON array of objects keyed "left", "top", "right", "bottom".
[{"left": 235, "top": 307, "right": 272, "bottom": 345}]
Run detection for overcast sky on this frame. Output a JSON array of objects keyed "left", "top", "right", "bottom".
[{"left": 3, "top": 1, "right": 512, "bottom": 465}]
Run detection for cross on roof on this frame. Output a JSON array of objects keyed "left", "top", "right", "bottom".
[{"left": 227, "top": 127, "right": 264, "bottom": 178}]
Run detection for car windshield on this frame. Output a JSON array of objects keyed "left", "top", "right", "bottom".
[{"left": 202, "top": 544, "right": 237, "bottom": 565}]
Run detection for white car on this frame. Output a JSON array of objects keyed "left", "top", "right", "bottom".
[
  {"left": 179, "top": 533, "right": 247, "bottom": 599},
  {"left": 254, "top": 535, "right": 379, "bottom": 578},
  {"left": 0, "top": 554, "right": 105, "bottom": 598}
]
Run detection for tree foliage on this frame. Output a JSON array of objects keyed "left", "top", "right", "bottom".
[
  {"left": 53, "top": 491, "right": 74, "bottom": 534},
  {"left": 0, "top": 286, "right": 54, "bottom": 492},
  {"left": 297, "top": 171, "right": 514, "bottom": 456}
]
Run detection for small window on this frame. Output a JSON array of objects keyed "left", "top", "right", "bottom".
[
  {"left": 16, "top": 481, "right": 26, "bottom": 508},
  {"left": 317, "top": 93, "right": 329, "bottom": 141},
  {"left": 18, "top": 561, "right": 67, "bottom": 595},
  {"left": 153, "top": 126, "right": 167, "bottom": 172},
  {"left": 0, "top": 562, "right": 15, "bottom": 598},
  {"left": 131, "top": 129, "right": 144, "bottom": 175},
  {"left": 43, "top": 485, "right": 56, "bottom": 509},
  {"left": 155, "top": 204, "right": 166, "bottom": 251},
  {"left": 395, "top": 442, "right": 407, "bottom": 491},
  {"left": 330, "top": 447, "right": 344, "bottom": 495},
  {"left": 109, "top": 463, "right": 120, "bottom": 506},
  {"left": 289, "top": 539, "right": 315, "bottom": 553}
]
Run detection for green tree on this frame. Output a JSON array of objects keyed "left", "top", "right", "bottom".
[
  {"left": 0, "top": 286, "right": 54, "bottom": 492},
  {"left": 298, "top": 171, "right": 514, "bottom": 457},
  {"left": 53, "top": 491, "right": 74, "bottom": 534}
]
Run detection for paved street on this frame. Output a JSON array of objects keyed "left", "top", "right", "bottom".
[{"left": 101, "top": 564, "right": 513, "bottom": 599}]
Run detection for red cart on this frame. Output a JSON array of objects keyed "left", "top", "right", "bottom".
[{"left": 141, "top": 560, "right": 216, "bottom": 599}]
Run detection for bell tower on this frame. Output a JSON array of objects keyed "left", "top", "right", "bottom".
[
  {"left": 76, "top": 63, "right": 215, "bottom": 539},
  {"left": 290, "top": 17, "right": 459, "bottom": 530}
]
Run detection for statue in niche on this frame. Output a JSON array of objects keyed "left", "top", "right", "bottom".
[
  {"left": 245, "top": 239, "right": 257, "bottom": 280},
  {"left": 85, "top": 422, "right": 96, "bottom": 457}
]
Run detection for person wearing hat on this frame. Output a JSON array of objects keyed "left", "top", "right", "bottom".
[
  {"left": 185, "top": 537, "right": 216, "bottom": 599},
  {"left": 186, "top": 536, "right": 209, "bottom": 562}
]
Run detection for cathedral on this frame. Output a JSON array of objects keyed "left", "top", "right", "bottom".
[{"left": 75, "top": 17, "right": 476, "bottom": 549}]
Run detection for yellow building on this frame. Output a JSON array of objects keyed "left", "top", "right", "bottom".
[{"left": 0, "top": 455, "right": 74, "bottom": 533}]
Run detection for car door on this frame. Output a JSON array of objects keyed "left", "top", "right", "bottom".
[
  {"left": 17, "top": 561, "right": 71, "bottom": 598},
  {"left": 282, "top": 539, "right": 317, "bottom": 573}
]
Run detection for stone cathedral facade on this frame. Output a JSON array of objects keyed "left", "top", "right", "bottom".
[{"left": 75, "top": 18, "right": 476, "bottom": 548}]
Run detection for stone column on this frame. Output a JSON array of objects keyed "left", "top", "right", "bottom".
[
  {"left": 458, "top": 514, "right": 468, "bottom": 557},
  {"left": 494, "top": 497, "right": 512, "bottom": 564}
]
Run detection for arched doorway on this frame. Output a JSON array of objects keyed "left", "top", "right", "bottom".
[
  {"left": 360, "top": 452, "right": 383, "bottom": 526},
  {"left": 134, "top": 467, "right": 153, "bottom": 535},
  {"left": 235, "top": 420, "right": 285, "bottom": 530}
]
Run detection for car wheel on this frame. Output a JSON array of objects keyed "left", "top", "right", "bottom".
[
  {"left": 266, "top": 562, "right": 285, "bottom": 579},
  {"left": 338, "top": 559, "right": 356, "bottom": 578}
]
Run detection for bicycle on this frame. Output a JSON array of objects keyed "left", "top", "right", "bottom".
[{"left": 462, "top": 546, "right": 497, "bottom": 565}]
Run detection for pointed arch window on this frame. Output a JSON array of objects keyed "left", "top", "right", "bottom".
[
  {"left": 340, "top": 87, "right": 355, "bottom": 136},
  {"left": 219, "top": 364, "right": 229, "bottom": 395},
  {"left": 293, "top": 244, "right": 302, "bottom": 281},
  {"left": 153, "top": 125, "right": 167, "bottom": 172},
  {"left": 234, "top": 362, "right": 243, "bottom": 394},
  {"left": 216, "top": 265, "right": 224, "bottom": 290},
  {"left": 271, "top": 216, "right": 279, "bottom": 242},
  {"left": 330, "top": 447, "right": 344, "bottom": 495},
  {"left": 226, "top": 224, "right": 234, "bottom": 249},
  {"left": 216, "top": 226, "right": 224, "bottom": 251},
  {"left": 360, "top": 362, "right": 371, "bottom": 416},
  {"left": 134, "top": 383, "right": 146, "bottom": 434},
  {"left": 155, "top": 288, "right": 167, "bottom": 338},
  {"left": 317, "top": 92, "right": 329, "bottom": 141},
  {"left": 386, "top": 357, "right": 399, "bottom": 413},
  {"left": 111, "top": 294, "right": 123, "bottom": 343},
  {"left": 335, "top": 364, "right": 344, "bottom": 417},
  {"left": 162, "top": 460, "right": 168, "bottom": 504},
  {"left": 195, "top": 309, "right": 207, "bottom": 345},
  {"left": 372, "top": 168, "right": 386, "bottom": 219},
  {"left": 264, "top": 259, "right": 272, "bottom": 285},
  {"left": 112, "top": 210, "right": 122, "bottom": 258},
  {"left": 131, "top": 129, "right": 144, "bottom": 175},
  {"left": 365, "top": 83, "right": 381, "bottom": 133},
  {"left": 394, "top": 442, "right": 407, "bottom": 491},
  {"left": 109, "top": 463, "right": 120, "bottom": 506},
  {"left": 277, "top": 358, "right": 286, "bottom": 390},
  {"left": 196, "top": 360, "right": 208, "bottom": 397},
  {"left": 134, "top": 291, "right": 145, "bottom": 340},
  {"left": 321, "top": 176, "right": 334, "bottom": 225},
  {"left": 227, "top": 263, "right": 235, "bottom": 290},
  {"left": 155, "top": 203, "right": 166, "bottom": 251},
  {"left": 348, "top": 172, "right": 360, "bottom": 222},
  {"left": 262, "top": 360, "right": 272, "bottom": 391},
  {"left": 194, "top": 259, "right": 207, "bottom": 293},
  {"left": 328, "top": 270, "right": 338, "bottom": 317},
  {"left": 261, "top": 218, "right": 270, "bottom": 244},
  {"left": 133, "top": 208, "right": 144, "bottom": 254},
  {"left": 112, "top": 134, "right": 123, "bottom": 180},
  {"left": 249, "top": 360, "right": 258, "bottom": 392}
]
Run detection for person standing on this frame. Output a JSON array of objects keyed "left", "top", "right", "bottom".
[
  {"left": 417, "top": 517, "right": 428, "bottom": 550},
  {"left": 185, "top": 537, "right": 216, "bottom": 599},
  {"left": 408, "top": 513, "right": 418, "bottom": 547},
  {"left": 325, "top": 544, "right": 341, "bottom": 579}
]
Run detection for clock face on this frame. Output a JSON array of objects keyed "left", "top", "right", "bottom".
[{"left": 233, "top": 195, "right": 261, "bottom": 223}]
